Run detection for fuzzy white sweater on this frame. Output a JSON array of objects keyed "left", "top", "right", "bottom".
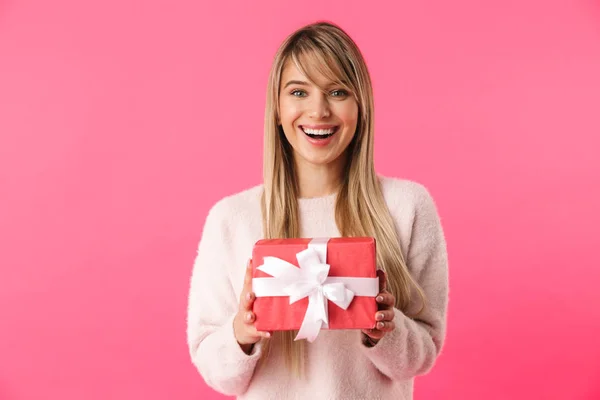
[{"left": 186, "top": 176, "right": 449, "bottom": 400}]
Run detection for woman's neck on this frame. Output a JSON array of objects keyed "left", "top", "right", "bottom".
[{"left": 294, "top": 156, "right": 346, "bottom": 199}]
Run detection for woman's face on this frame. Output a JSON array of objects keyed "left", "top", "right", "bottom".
[{"left": 278, "top": 60, "right": 359, "bottom": 170}]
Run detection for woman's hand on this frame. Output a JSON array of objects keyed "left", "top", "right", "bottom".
[
  {"left": 233, "top": 259, "right": 271, "bottom": 354},
  {"left": 361, "top": 269, "right": 396, "bottom": 346}
]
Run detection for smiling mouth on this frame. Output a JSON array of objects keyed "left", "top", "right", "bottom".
[{"left": 300, "top": 126, "right": 339, "bottom": 139}]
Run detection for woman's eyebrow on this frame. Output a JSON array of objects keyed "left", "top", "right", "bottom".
[
  {"left": 283, "top": 80, "right": 310, "bottom": 88},
  {"left": 282, "top": 79, "right": 349, "bottom": 91}
]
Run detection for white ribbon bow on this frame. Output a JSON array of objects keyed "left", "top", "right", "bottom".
[{"left": 252, "top": 238, "right": 379, "bottom": 343}]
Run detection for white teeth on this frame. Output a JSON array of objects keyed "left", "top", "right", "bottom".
[{"left": 301, "top": 127, "right": 336, "bottom": 135}]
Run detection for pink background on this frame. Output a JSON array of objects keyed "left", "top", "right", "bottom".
[{"left": 1, "top": 0, "right": 599, "bottom": 399}]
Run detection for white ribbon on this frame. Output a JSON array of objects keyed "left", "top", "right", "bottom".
[{"left": 252, "top": 238, "right": 379, "bottom": 343}]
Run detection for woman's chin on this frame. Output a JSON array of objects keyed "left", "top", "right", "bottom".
[{"left": 295, "top": 150, "right": 344, "bottom": 168}]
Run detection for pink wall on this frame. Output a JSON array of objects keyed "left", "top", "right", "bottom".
[{"left": 1, "top": 1, "right": 599, "bottom": 399}]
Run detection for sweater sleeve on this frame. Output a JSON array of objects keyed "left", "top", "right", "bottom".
[
  {"left": 186, "top": 202, "right": 264, "bottom": 396},
  {"left": 361, "top": 184, "right": 449, "bottom": 381}
]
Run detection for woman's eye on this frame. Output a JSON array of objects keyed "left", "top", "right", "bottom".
[
  {"left": 330, "top": 89, "right": 348, "bottom": 97},
  {"left": 291, "top": 89, "right": 307, "bottom": 97}
]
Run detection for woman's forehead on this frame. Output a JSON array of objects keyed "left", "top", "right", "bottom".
[{"left": 280, "top": 57, "right": 343, "bottom": 89}]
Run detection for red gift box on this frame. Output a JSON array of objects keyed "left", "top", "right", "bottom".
[{"left": 251, "top": 237, "right": 378, "bottom": 341}]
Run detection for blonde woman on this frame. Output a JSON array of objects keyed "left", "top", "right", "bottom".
[{"left": 187, "top": 21, "right": 449, "bottom": 400}]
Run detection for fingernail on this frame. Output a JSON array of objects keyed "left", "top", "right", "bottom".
[
  {"left": 376, "top": 313, "right": 384, "bottom": 321},
  {"left": 246, "top": 292, "right": 252, "bottom": 301},
  {"left": 246, "top": 312, "right": 252, "bottom": 321},
  {"left": 376, "top": 296, "right": 383, "bottom": 302},
  {"left": 377, "top": 322, "right": 384, "bottom": 329},
  {"left": 265, "top": 332, "right": 271, "bottom": 338}
]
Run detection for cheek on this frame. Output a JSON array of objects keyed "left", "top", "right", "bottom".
[
  {"left": 337, "top": 103, "right": 359, "bottom": 129},
  {"left": 279, "top": 99, "right": 302, "bottom": 126}
]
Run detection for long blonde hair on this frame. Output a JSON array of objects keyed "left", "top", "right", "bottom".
[{"left": 260, "top": 21, "right": 426, "bottom": 375}]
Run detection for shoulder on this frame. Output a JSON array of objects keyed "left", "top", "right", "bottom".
[
  {"left": 378, "top": 175, "right": 438, "bottom": 217},
  {"left": 379, "top": 175, "right": 446, "bottom": 254},
  {"left": 204, "top": 184, "right": 264, "bottom": 230}
]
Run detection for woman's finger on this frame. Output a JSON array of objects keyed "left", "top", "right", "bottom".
[
  {"left": 244, "top": 311, "right": 255, "bottom": 324},
  {"left": 239, "top": 259, "right": 254, "bottom": 310},
  {"left": 375, "top": 320, "right": 396, "bottom": 332},
  {"left": 259, "top": 331, "right": 271, "bottom": 339},
  {"left": 363, "top": 328, "right": 385, "bottom": 341},
  {"left": 244, "top": 259, "right": 253, "bottom": 288},
  {"left": 241, "top": 291, "right": 255, "bottom": 311},
  {"left": 375, "top": 309, "right": 395, "bottom": 322},
  {"left": 249, "top": 325, "right": 272, "bottom": 339},
  {"left": 377, "top": 269, "right": 388, "bottom": 292},
  {"left": 376, "top": 292, "right": 395, "bottom": 308}
]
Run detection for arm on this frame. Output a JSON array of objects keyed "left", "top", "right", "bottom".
[
  {"left": 362, "top": 185, "right": 449, "bottom": 381},
  {"left": 186, "top": 203, "right": 263, "bottom": 396}
]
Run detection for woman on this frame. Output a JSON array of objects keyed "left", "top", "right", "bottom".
[{"left": 187, "top": 21, "right": 449, "bottom": 400}]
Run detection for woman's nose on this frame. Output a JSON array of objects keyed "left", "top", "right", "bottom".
[{"left": 308, "top": 93, "right": 331, "bottom": 119}]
